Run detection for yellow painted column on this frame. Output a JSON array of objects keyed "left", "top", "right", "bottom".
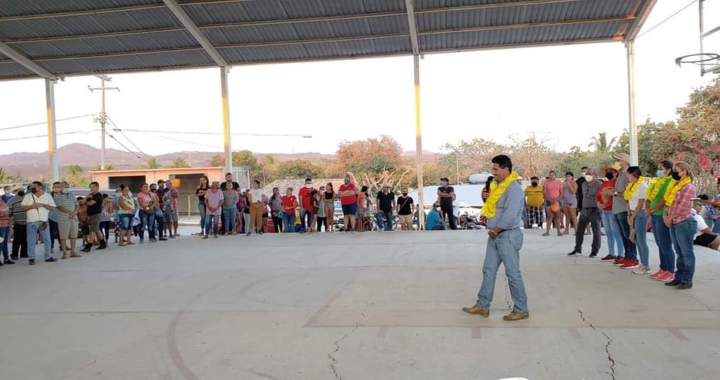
[
  {"left": 414, "top": 55, "right": 425, "bottom": 230},
  {"left": 221, "top": 67, "right": 233, "bottom": 174},
  {"left": 45, "top": 79, "right": 59, "bottom": 181}
]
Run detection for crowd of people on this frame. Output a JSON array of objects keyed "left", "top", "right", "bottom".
[{"left": 0, "top": 153, "right": 714, "bottom": 293}]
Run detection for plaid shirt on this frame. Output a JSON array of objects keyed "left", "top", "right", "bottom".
[
  {"left": 668, "top": 183, "right": 696, "bottom": 225},
  {"left": 0, "top": 200, "right": 11, "bottom": 228}
]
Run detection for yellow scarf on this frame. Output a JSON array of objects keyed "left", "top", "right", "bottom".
[
  {"left": 664, "top": 176, "right": 692, "bottom": 207},
  {"left": 645, "top": 176, "right": 671, "bottom": 201},
  {"left": 623, "top": 176, "right": 646, "bottom": 201},
  {"left": 482, "top": 172, "right": 519, "bottom": 219}
]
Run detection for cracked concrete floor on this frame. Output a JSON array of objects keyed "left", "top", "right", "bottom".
[{"left": 1, "top": 229, "right": 719, "bottom": 380}]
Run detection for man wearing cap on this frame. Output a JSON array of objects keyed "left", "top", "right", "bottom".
[
  {"left": 611, "top": 153, "right": 639, "bottom": 269},
  {"left": 376, "top": 184, "right": 396, "bottom": 231},
  {"left": 437, "top": 178, "right": 457, "bottom": 230}
]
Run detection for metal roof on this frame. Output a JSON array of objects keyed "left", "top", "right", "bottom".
[{"left": 0, "top": 0, "right": 657, "bottom": 81}]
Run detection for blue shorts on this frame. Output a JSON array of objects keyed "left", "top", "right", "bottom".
[
  {"left": 342, "top": 203, "right": 357, "bottom": 216},
  {"left": 119, "top": 214, "right": 133, "bottom": 231}
]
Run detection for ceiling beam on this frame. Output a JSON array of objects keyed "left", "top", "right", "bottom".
[
  {"left": 405, "top": 0, "right": 420, "bottom": 55},
  {"left": 161, "top": 0, "right": 228, "bottom": 67},
  {"left": 0, "top": 40, "right": 57, "bottom": 79},
  {"left": 625, "top": 0, "right": 658, "bottom": 41},
  {"left": 0, "top": 16, "right": 632, "bottom": 64}
]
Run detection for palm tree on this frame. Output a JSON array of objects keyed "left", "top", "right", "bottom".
[
  {"left": 96, "top": 163, "right": 115, "bottom": 170},
  {"left": 172, "top": 157, "right": 189, "bottom": 168},
  {"left": 144, "top": 158, "right": 161, "bottom": 169},
  {"left": 66, "top": 164, "right": 83, "bottom": 177},
  {"left": 588, "top": 132, "right": 617, "bottom": 153},
  {"left": 0, "top": 168, "right": 16, "bottom": 183}
]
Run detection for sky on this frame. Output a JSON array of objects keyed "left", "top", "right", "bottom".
[{"left": 0, "top": 0, "right": 718, "bottom": 158}]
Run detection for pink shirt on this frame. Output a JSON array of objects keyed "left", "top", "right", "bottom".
[
  {"left": 668, "top": 183, "right": 695, "bottom": 225},
  {"left": 205, "top": 189, "right": 224, "bottom": 216},
  {"left": 543, "top": 179, "right": 563, "bottom": 201}
]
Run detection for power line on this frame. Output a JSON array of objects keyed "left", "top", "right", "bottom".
[
  {"left": 127, "top": 129, "right": 223, "bottom": 150},
  {"left": 105, "top": 130, "right": 147, "bottom": 161},
  {"left": 0, "top": 130, "right": 96, "bottom": 142},
  {"left": 0, "top": 114, "right": 95, "bottom": 132},
  {"left": 637, "top": 0, "right": 698, "bottom": 39},
  {"left": 105, "top": 116, "right": 152, "bottom": 161},
  {"left": 117, "top": 128, "right": 312, "bottom": 138}
]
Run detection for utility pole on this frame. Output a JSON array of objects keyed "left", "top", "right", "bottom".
[{"left": 89, "top": 76, "right": 120, "bottom": 170}]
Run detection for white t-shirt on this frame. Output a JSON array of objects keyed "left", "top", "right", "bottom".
[
  {"left": 693, "top": 212, "right": 709, "bottom": 233},
  {"left": 628, "top": 181, "right": 648, "bottom": 210},
  {"left": 249, "top": 189, "right": 264, "bottom": 205},
  {"left": 22, "top": 192, "right": 56, "bottom": 223}
]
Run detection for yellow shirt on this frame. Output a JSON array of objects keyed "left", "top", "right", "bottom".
[{"left": 524, "top": 185, "right": 544, "bottom": 207}]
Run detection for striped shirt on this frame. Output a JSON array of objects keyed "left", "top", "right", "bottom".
[
  {"left": 53, "top": 192, "right": 78, "bottom": 221},
  {"left": 8, "top": 197, "right": 27, "bottom": 225}
]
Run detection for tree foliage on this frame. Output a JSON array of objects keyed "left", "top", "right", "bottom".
[
  {"left": 171, "top": 157, "right": 190, "bottom": 168},
  {"left": 144, "top": 158, "right": 161, "bottom": 169},
  {"left": 276, "top": 159, "right": 323, "bottom": 179}
]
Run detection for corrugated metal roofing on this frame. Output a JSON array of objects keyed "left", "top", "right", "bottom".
[{"left": 0, "top": 0, "right": 656, "bottom": 81}]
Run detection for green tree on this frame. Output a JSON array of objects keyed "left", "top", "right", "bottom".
[
  {"left": 64, "top": 164, "right": 89, "bottom": 187},
  {"left": 588, "top": 132, "right": 617, "bottom": 153},
  {"left": 96, "top": 163, "right": 115, "bottom": 170},
  {"left": 210, "top": 154, "right": 224, "bottom": 167},
  {"left": 0, "top": 168, "right": 17, "bottom": 183},
  {"left": 276, "top": 159, "right": 323, "bottom": 179},
  {"left": 144, "top": 158, "right": 161, "bottom": 169},
  {"left": 171, "top": 157, "right": 190, "bottom": 168}
]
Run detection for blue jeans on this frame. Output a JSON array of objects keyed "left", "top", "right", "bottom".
[
  {"left": 0, "top": 226, "right": 9, "bottom": 259},
  {"left": 614, "top": 212, "right": 637, "bottom": 261},
  {"left": 601, "top": 210, "right": 624, "bottom": 257},
  {"left": 670, "top": 218, "right": 697, "bottom": 284},
  {"left": 283, "top": 212, "right": 295, "bottom": 233},
  {"left": 205, "top": 214, "right": 220, "bottom": 236},
  {"left": 154, "top": 210, "right": 165, "bottom": 239},
  {"left": 476, "top": 229, "right": 528, "bottom": 313},
  {"left": 118, "top": 214, "right": 133, "bottom": 231},
  {"left": 223, "top": 207, "right": 237, "bottom": 233},
  {"left": 139, "top": 210, "right": 155, "bottom": 240},
  {"left": 301, "top": 209, "right": 314, "bottom": 231},
  {"left": 27, "top": 222, "right": 52, "bottom": 261},
  {"left": 634, "top": 212, "right": 650, "bottom": 267},
  {"left": 199, "top": 201, "right": 207, "bottom": 231},
  {"left": 376, "top": 211, "right": 394, "bottom": 231},
  {"left": 651, "top": 215, "right": 675, "bottom": 273}
]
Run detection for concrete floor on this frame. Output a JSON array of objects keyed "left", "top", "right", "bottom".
[{"left": 1, "top": 229, "right": 719, "bottom": 380}]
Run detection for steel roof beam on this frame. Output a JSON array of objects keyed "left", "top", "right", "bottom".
[
  {"left": 405, "top": 0, "right": 420, "bottom": 55},
  {"left": 0, "top": 40, "right": 57, "bottom": 79},
  {"left": 625, "top": 0, "right": 658, "bottom": 41},
  {"left": 0, "top": 15, "right": 632, "bottom": 64},
  {"left": 161, "top": 0, "right": 228, "bottom": 67}
]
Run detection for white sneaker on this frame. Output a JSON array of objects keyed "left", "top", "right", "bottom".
[{"left": 632, "top": 265, "right": 651, "bottom": 275}]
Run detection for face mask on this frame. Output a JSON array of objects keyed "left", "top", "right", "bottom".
[
  {"left": 584, "top": 175, "right": 594, "bottom": 182},
  {"left": 656, "top": 170, "right": 665, "bottom": 178},
  {"left": 441, "top": 181, "right": 447, "bottom": 186},
  {"left": 605, "top": 173, "right": 614, "bottom": 180},
  {"left": 211, "top": 185, "right": 217, "bottom": 191},
  {"left": 30, "top": 188, "right": 38, "bottom": 194},
  {"left": 305, "top": 184, "right": 311, "bottom": 189},
  {"left": 402, "top": 193, "right": 408, "bottom": 196},
  {"left": 531, "top": 181, "right": 538, "bottom": 186},
  {"left": 671, "top": 171, "right": 681, "bottom": 181}
]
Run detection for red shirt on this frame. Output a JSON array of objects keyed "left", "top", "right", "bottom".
[
  {"left": 596, "top": 179, "right": 616, "bottom": 211},
  {"left": 281, "top": 195, "right": 297, "bottom": 214},
  {"left": 339, "top": 183, "right": 357, "bottom": 206},
  {"left": 298, "top": 187, "right": 313, "bottom": 210}
]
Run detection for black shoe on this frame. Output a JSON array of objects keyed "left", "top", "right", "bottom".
[
  {"left": 567, "top": 251, "right": 581, "bottom": 256},
  {"left": 589, "top": 253, "right": 598, "bottom": 258},
  {"left": 10, "top": 255, "right": 18, "bottom": 260},
  {"left": 665, "top": 279, "right": 681, "bottom": 287},
  {"left": 45, "top": 257, "right": 57, "bottom": 263},
  {"left": 20, "top": 254, "right": 29, "bottom": 258},
  {"left": 4, "top": 259, "right": 15, "bottom": 265},
  {"left": 81, "top": 244, "right": 91, "bottom": 252},
  {"left": 29, "top": 259, "right": 36, "bottom": 265},
  {"left": 159, "top": 238, "right": 168, "bottom": 241},
  {"left": 676, "top": 283, "right": 693, "bottom": 290},
  {"left": 97, "top": 242, "right": 107, "bottom": 250}
]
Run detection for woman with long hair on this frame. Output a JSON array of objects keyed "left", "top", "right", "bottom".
[
  {"left": 196, "top": 175, "right": 209, "bottom": 235},
  {"left": 269, "top": 187, "right": 283, "bottom": 233},
  {"left": 625, "top": 166, "right": 650, "bottom": 274},
  {"left": 645, "top": 160, "right": 676, "bottom": 282},
  {"left": 247, "top": 180, "right": 265, "bottom": 236},
  {"left": 324, "top": 183, "right": 336, "bottom": 232},
  {"left": 664, "top": 161, "right": 697, "bottom": 289},
  {"left": 357, "top": 186, "right": 369, "bottom": 232},
  {"left": 562, "top": 172, "right": 578, "bottom": 235},
  {"left": 117, "top": 185, "right": 137, "bottom": 246}
]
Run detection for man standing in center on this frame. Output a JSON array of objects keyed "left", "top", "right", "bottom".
[
  {"left": 463, "top": 155, "right": 529, "bottom": 321},
  {"left": 437, "top": 178, "right": 457, "bottom": 230},
  {"left": 84, "top": 182, "right": 107, "bottom": 251},
  {"left": 567, "top": 168, "right": 602, "bottom": 257},
  {"left": 376, "top": 184, "right": 395, "bottom": 231}
]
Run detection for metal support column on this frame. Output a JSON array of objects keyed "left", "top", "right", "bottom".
[
  {"left": 626, "top": 40, "right": 638, "bottom": 166},
  {"left": 413, "top": 55, "right": 425, "bottom": 230},
  {"left": 45, "top": 79, "right": 59, "bottom": 182},
  {"left": 221, "top": 67, "right": 233, "bottom": 174}
]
